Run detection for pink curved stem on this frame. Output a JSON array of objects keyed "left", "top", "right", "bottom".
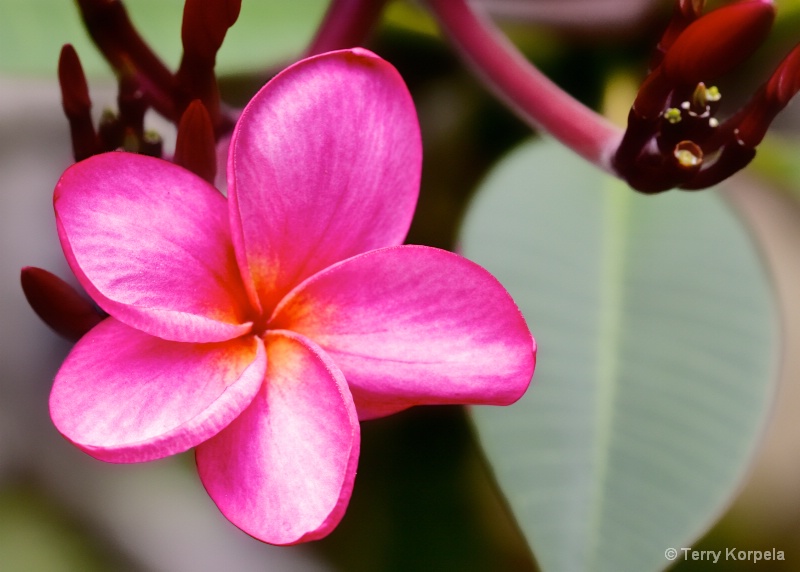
[
  {"left": 305, "top": 0, "right": 390, "bottom": 56},
  {"left": 426, "top": 0, "right": 623, "bottom": 173}
]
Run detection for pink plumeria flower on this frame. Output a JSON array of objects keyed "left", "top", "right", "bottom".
[{"left": 50, "top": 48, "right": 535, "bottom": 545}]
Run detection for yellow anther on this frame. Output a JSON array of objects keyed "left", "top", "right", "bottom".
[
  {"left": 664, "top": 108, "right": 682, "bottom": 124},
  {"left": 692, "top": 83, "right": 721, "bottom": 110}
]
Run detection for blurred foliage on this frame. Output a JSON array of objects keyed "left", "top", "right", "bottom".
[
  {"left": 0, "top": 478, "right": 133, "bottom": 571},
  {"left": 752, "top": 135, "right": 800, "bottom": 194}
]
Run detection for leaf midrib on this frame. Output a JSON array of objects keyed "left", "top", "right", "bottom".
[{"left": 586, "top": 182, "right": 630, "bottom": 570}]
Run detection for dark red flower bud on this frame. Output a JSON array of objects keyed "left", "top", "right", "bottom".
[
  {"left": 21, "top": 267, "right": 104, "bottom": 341},
  {"left": 58, "top": 45, "right": 100, "bottom": 161},
  {"left": 765, "top": 43, "right": 800, "bottom": 108},
  {"left": 181, "top": 0, "right": 242, "bottom": 63},
  {"left": 175, "top": 0, "right": 241, "bottom": 135},
  {"left": 631, "top": 67, "right": 673, "bottom": 120},
  {"left": 663, "top": 0, "right": 774, "bottom": 85},
  {"left": 174, "top": 100, "right": 217, "bottom": 184},
  {"left": 58, "top": 45, "right": 91, "bottom": 117},
  {"left": 733, "top": 44, "right": 800, "bottom": 148}
]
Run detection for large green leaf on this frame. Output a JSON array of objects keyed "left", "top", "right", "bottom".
[
  {"left": 460, "top": 140, "right": 778, "bottom": 572},
  {"left": 0, "top": 0, "right": 327, "bottom": 76}
]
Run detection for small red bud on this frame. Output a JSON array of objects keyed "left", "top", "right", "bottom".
[
  {"left": 174, "top": 100, "right": 217, "bottom": 184},
  {"left": 176, "top": 0, "right": 240, "bottom": 132},
  {"left": 765, "top": 43, "right": 800, "bottom": 107},
  {"left": 21, "top": 267, "right": 104, "bottom": 341},
  {"left": 632, "top": 68, "right": 673, "bottom": 119},
  {"left": 58, "top": 45, "right": 91, "bottom": 117},
  {"left": 663, "top": 0, "right": 774, "bottom": 85},
  {"left": 181, "top": 0, "right": 242, "bottom": 63},
  {"left": 729, "top": 43, "right": 800, "bottom": 148},
  {"left": 58, "top": 45, "right": 100, "bottom": 161}
]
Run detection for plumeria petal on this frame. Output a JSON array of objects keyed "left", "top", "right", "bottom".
[
  {"left": 270, "top": 245, "right": 536, "bottom": 419},
  {"left": 228, "top": 48, "right": 422, "bottom": 313},
  {"left": 50, "top": 318, "right": 266, "bottom": 463},
  {"left": 196, "top": 330, "right": 360, "bottom": 545},
  {"left": 55, "top": 152, "right": 252, "bottom": 342}
]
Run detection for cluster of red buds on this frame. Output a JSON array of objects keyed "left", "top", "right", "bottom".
[
  {"left": 614, "top": 0, "right": 800, "bottom": 193},
  {"left": 25, "top": 0, "right": 245, "bottom": 340},
  {"left": 425, "top": 0, "right": 799, "bottom": 193},
  {"left": 52, "top": 0, "right": 800, "bottom": 197},
  {"left": 58, "top": 0, "right": 241, "bottom": 182}
]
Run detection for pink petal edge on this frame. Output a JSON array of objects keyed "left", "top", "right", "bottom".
[
  {"left": 196, "top": 330, "right": 360, "bottom": 545},
  {"left": 55, "top": 152, "right": 252, "bottom": 343},
  {"left": 50, "top": 318, "right": 266, "bottom": 463},
  {"left": 228, "top": 48, "right": 422, "bottom": 314},
  {"left": 270, "top": 245, "right": 536, "bottom": 420}
]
